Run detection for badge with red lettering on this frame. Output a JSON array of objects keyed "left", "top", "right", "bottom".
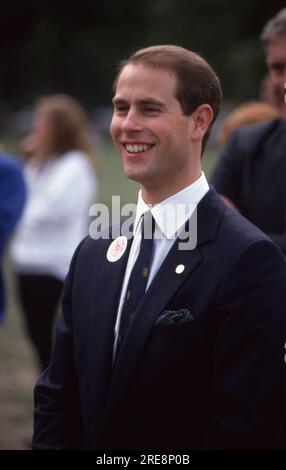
[{"left": 107, "top": 236, "right": 128, "bottom": 262}]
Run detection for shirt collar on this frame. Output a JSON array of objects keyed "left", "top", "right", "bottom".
[{"left": 134, "top": 172, "right": 209, "bottom": 239}]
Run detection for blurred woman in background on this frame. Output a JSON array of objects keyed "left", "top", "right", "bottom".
[{"left": 11, "top": 94, "right": 97, "bottom": 370}]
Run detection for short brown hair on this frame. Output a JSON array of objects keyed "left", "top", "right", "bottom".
[
  {"left": 113, "top": 45, "right": 222, "bottom": 153},
  {"left": 261, "top": 8, "right": 286, "bottom": 44}
]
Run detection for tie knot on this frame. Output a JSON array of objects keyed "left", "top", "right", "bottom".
[{"left": 141, "top": 211, "right": 155, "bottom": 240}]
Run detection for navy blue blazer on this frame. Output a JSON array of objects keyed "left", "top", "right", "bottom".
[
  {"left": 211, "top": 118, "right": 286, "bottom": 254},
  {"left": 33, "top": 189, "right": 286, "bottom": 449},
  {"left": 0, "top": 154, "right": 26, "bottom": 322}
]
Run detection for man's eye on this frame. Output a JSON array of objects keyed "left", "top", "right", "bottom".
[
  {"left": 144, "top": 107, "right": 159, "bottom": 114},
  {"left": 114, "top": 107, "right": 128, "bottom": 114}
]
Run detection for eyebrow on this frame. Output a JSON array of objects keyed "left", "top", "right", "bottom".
[{"left": 112, "top": 97, "right": 167, "bottom": 109}]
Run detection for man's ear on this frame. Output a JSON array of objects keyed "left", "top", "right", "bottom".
[{"left": 190, "top": 104, "right": 214, "bottom": 142}]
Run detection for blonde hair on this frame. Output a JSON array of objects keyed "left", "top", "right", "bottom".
[
  {"left": 33, "top": 94, "right": 96, "bottom": 165},
  {"left": 218, "top": 101, "right": 279, "bottom": 145}
]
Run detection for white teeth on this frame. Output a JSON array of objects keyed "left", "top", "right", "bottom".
[{"left": 125, "top": 144, "right": 152, "bottom": 153}]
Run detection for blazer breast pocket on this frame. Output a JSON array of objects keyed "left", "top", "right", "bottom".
[
  {"left": 151, "top": 308, "right": 196, "bottom": 342},
  {"left": 154, "top": 308, "right": 194, "bottom": 326}
]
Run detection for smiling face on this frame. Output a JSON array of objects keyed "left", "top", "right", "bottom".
[
  {"left": 110, "top": 63, "right": 203, "bottom": 203},
  {"left": 266, "top": 35, "right": 286, "bottom": 118}
]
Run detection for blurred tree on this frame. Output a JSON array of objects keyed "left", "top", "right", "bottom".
[{"left": 1, "top": 0, "right": 286, "bottom": 115}]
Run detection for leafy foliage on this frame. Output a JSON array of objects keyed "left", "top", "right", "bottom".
[{"left": 1, "top": 0, "right": 286, "bottom": 110}]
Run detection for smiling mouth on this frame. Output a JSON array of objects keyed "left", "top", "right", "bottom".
[{"left": 123, "top": 143, "right": 154, "bottom": 154}]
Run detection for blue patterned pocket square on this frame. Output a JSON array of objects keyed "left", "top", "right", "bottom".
[{"left": 154, "top": 308, "right": 194, "bottom": 326}]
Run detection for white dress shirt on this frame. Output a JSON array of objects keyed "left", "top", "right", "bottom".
[{"left": 114, "top": 172, "right": 209, "bottom": 354}]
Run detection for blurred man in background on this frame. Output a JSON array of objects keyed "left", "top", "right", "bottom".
[{"left": 211, "top": 8, "right": 286, "bottom": 255}]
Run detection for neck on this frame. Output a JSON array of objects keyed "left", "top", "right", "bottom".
[{"left": 141, "top": 169, "right": 202, "bottom": 205}]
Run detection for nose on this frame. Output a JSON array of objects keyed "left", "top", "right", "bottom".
[{"left": 121, "top": 109, "right": 142, "bottom": 133}]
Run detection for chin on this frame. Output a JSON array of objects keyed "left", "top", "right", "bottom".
[
  {"left": 122, "top": 164, "right": 146, "bottom": 183},
  {"left": 124, "top": 171, "right": 144, "bottom": 184}
]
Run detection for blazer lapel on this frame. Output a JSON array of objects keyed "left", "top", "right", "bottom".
[
  {"left": 100, "top": 188, "right": 226, "bottom": 431},
  {"left": 88, "top": 222, "right": 134, "bottom": 425}
]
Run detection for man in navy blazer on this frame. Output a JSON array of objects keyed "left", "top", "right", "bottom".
[
  {"left": 211, "top": 9, "right": 286, "bottom": 256},
  {"left": 33, "top": 45, "right": 286, "bottom": 450}
]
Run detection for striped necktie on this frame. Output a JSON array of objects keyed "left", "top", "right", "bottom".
[{"left": 117, "top": 210, "right": 155, "bottom": 348}]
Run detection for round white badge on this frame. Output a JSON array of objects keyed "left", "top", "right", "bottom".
[
  {"left": 107, "top": 236, "right": 128, "bottom": 262},
  {"left": 175, "top": 264, "right": 185, "bottom": 274}
]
